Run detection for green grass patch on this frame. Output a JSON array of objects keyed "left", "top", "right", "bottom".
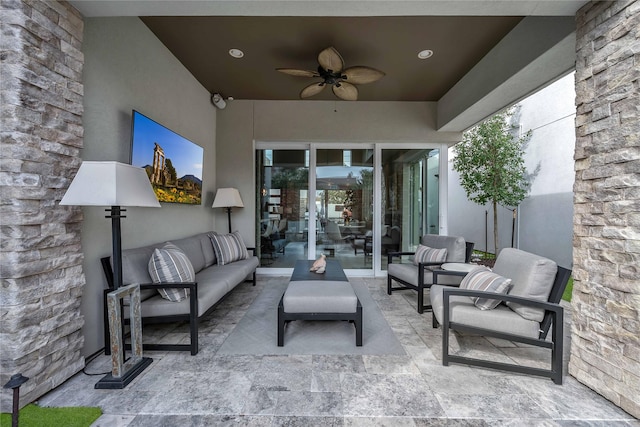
[
  {"left": 0, "top": 404, "right": 101, "bottom": 427},
  {"left": 472, "top": 250, "right": 496, "bottom": 260},
  {"left": 562, "top": 276, "right": 573, "bottom": 302}
]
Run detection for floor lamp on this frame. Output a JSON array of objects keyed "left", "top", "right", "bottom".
[
  {"left": 60, "top": 161, "right": 160, "bottom": 388},
  {"left": 212, "top": 188, "right": 244, "bottom": 233}
]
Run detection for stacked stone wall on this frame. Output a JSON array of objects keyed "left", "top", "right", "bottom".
[
  {"left": 571, "top": 0, "right": 639, "bottom": 418},
  {"left": 0, "top": 0, "right": 85, "bottom": 410}
]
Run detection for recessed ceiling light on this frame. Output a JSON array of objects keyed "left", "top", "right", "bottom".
[
  {"left": 418, "top": 49, "right": 433, "bottom": 60},
  {"left": 229, "top": 48, "right": 244, "bottom": 59}
]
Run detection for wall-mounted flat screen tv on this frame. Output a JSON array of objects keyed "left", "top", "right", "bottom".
[{"left": 130, "top": 110, "right": 204, "bottom": 205}]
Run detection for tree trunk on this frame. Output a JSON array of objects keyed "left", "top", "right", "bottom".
[{"left": 493, "top": 200, "right": 499, "bottom": 257}]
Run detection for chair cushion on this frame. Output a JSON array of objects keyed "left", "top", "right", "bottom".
[
  {"left": 148, "top": 243, "right": 194, "bottom": 302},
  {"left": 430, "top": 285, "right": 540, "bottom": 339},
  {"left": 413, "top": 245, "right": 447, "bottom": 266},
  {"left": 388, "top": 263, "right": 462, "bottom": 287},
  {"left": 209, "top": 231, "right": 249, "bottom": 265},
  {"left": 493, "top": 248, "right": 558, "bottom": 322},
  {"left": 421, "top": 235, "right": 466, "bottom": 263},
  {"left": 460, "top": 268, "right": 512, "bottom": 310}
]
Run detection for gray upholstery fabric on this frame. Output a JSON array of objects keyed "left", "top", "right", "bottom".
[
  {"left": 430, "top": 285, "right": 540, "bottom": 339},
  {"left": 388, "top": 259, "right": 462, "bottom": 286},
  {"left": 173, "top": 234, "right": 207, "bottom": 273},
  {"left": 120, "top": 233, "right": 259, "bottom": 318},
  {"left": 493, "top": 248, "right": 557, "bottom": 322},
  {"left": 198, "top": 232, "right": 216, "bottom": 267},
  {"left": 283, "top": 280, "right": 358, "bottom": 313},
  {"left": 421, "top": 235, "right": 466, "bottom": 263},
  {"left": 132, "top": 256, "right": 259, "bottom": 318}
]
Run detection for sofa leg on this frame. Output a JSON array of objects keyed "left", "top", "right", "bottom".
[
  {"left": 189, "top": 285, "right": 199, "bottom": 355},
  {"left": 190, "top": 316, "right": 199, "bottom": 356},
  {"left": 277, "top": 304, "right": 285, "bottom": 346},
  {"left": 432, "top": 312, "right": 439, "bottom": 329},
  {"left": 355, "top": 305, "right": 363, "bottom": 346},
  {"left": 387, "top": 276, "right": 392, "bottom": 295}
]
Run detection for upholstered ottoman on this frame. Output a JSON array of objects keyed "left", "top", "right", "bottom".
[{"left": 277, "top": 260, "right": 362, "bottom": 346}]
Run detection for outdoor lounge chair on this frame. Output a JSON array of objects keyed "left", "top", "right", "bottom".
[
  {"left": 430, "top": 248, "right": 572, "bottom": 384},
  {"left": 387, "top": 235, "right": 473, "bottom": 313}
]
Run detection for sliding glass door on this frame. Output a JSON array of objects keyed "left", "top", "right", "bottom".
[
  {"left": 380, "top": 148, "right": 439, "bottom": 270},
  {"left": 256, "top": 149, "right": 309, "bottom": 268},
  {"left": 256, "top": 145, "right": 440, "bottom": 274},
  {"left": 315, "top": 148, "right": 373, "bottom": 269}
]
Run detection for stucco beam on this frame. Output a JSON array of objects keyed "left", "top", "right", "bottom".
[{"left": 437, "top": 16, "right": 576, "bottom": 132}]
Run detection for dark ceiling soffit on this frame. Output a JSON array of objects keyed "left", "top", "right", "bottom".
[{"left": 437, "top": 16, "right": 577, "bottom": 132}]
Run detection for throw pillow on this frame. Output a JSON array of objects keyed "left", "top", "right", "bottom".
[
  {"left": 148, "top": 242, "right": 194, "bottom": 302},
  {"left": 413, "top": 244, "right": 448, "bottom": 266},
  {"left": 460, "top": 267, "right": 512, "bottom": 310},
  {"left": 210, "top": 231, "right": 249, "bottom": 265}
]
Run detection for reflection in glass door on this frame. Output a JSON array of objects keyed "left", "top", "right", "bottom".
[
  {"left": 256, "top": 146, "right": 439, "bottom": 274},
  {"left": 380, "top": 148, "right": 439, "bottom": 270},
  {"left": 256, "top": 149, "right": 309, "bottom": 267},
  {"left": 315, "top": 149, "right": 374, "bottom": 269}
]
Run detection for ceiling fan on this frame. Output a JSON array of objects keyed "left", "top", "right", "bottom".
[{"left": 276, "top": 46, "right": 385, "bottom": 101}]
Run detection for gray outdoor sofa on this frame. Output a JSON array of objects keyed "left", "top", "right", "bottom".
[{"left": 101, "top": 231, "right": 259, "bottom": 355}]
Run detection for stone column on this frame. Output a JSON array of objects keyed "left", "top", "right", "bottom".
[
  {"left": 571, "top": 0, "right": 639, "bottom": 418},
  {"left": 0, "top": 0, "right": 85, "bottom": 410}
]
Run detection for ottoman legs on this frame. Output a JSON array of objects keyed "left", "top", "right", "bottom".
[{"left": 277, "top": 295, "right": 362, "bottom": 347}]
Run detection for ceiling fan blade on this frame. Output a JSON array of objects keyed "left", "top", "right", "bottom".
[
  {"left": 276, "top": 68, "right": 319, "bottom": 78},
  {"left": 332, "top": 82, "right": 358, "bottom": 101},
  {"left": 343, "top": 66, "right": 386, "bottom": 85},
  {"left": 300, "top": 82, "right": 325, "bottom": 98},
  {"left": 318, "top": 46, "right": 344, "bottom": 73}
]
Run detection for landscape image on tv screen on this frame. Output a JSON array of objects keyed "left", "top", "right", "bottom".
[{"left": 130, "top": 110, "right": 204, "bottom": 205}]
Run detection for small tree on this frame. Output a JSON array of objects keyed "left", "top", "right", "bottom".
[{"left": 452, "top": 108, "right": 531, "bottom": 255}]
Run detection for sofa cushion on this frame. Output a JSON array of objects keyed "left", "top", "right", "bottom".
[
  {"left": 413, "top": 245, "right": 447, "bottom": 266},
  {"left": 199, "top": 232, "right": 217, "bottom": 267},
  {"left": 172, "top": 235, "right": 206, "bottom": 273},
  {"left": 148, "top": 243, "right": 194, "bottom": 302},
  {"left": 210, "top": 231, "right": 249, "bottom": 265},
  {"left": 492, "top": 248, "right": 557, "bottom": 322},
  {"left": 460, "top": 267, "right": 512, "bottom": 310}
]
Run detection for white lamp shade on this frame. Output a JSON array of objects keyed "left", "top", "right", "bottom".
[
  {"left": 212, "top": 188, "right": 244, "bottom": 208},
  {"left": 60, "top": 161, "right": 161, "bottom": 207}
]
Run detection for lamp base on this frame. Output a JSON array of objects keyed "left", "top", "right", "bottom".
[{"left": 95, "top": 357, "right": 153, "bottom": 389}]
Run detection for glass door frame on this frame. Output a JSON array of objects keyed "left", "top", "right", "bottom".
[{"left": 255, "top": 141, "right": 449, "bottom": 277}]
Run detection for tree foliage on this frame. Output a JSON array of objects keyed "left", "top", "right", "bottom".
[{"left": 452, "top": 108, "right": 531, "bottom": 254}]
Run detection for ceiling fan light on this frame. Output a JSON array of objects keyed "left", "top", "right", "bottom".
[
  {"left": 229, "top": 48, "right": 244, "bottom": 58},
  {"left": 418, "top": 49, "right": 433, "bottom": 60}
]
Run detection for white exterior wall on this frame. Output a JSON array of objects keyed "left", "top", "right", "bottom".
[{"left": 448, "top": 73, "right": 576, "bottom": 267}]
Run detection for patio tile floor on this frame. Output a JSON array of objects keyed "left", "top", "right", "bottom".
[{"left": 38, "top": 277, "right": 638, "bottom": 426}]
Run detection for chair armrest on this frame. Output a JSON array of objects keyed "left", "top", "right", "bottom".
[
  {"left": 442, "top": 288, "right": 563, "bottom": 313},
  {"left": 387, "top": 251, "right": 416, "bottom": 264},
  {"left": 432, "top": 269, "right": 469, "bottom": 285}
]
